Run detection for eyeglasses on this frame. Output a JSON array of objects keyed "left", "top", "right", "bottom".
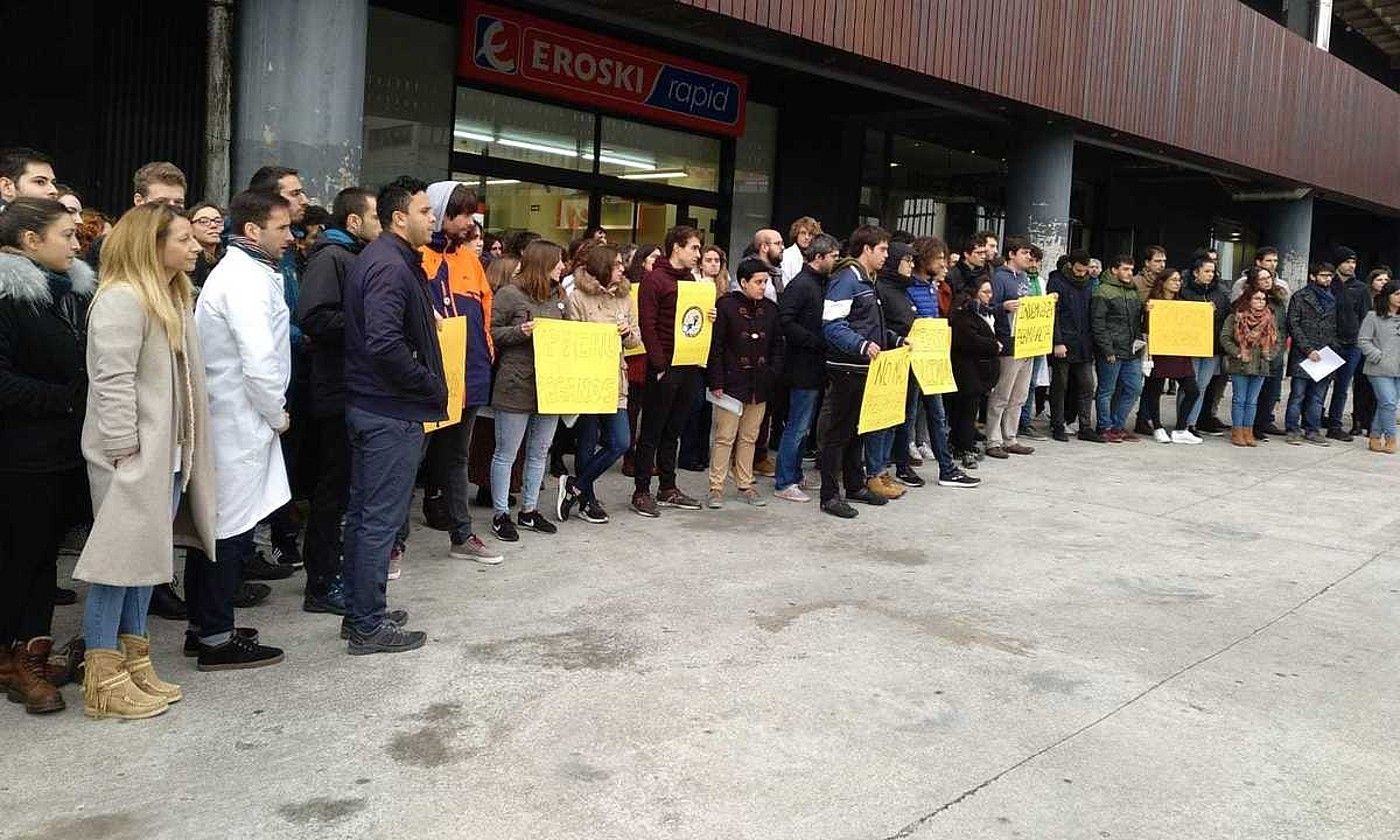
[{"left": 191, "top": 216, "right": 223, "bottom": 227}]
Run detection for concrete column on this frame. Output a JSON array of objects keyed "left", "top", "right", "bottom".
[
  {"left": 1005, "top": 126, "right": 1074, "bottom": 273},
  {"left": 233, "top": 0, "right": 368, "bottom": 202},
  {"left": 1264, "top": 195, "right": 1315, "bottom": 292}
]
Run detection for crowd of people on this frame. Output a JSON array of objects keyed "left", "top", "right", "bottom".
[{"left": 0, "top": 145, "right": 1394, "bottom": 721}]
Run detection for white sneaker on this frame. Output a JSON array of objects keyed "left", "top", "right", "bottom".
[
  {"left": 1153, "top": 428, "right": 1171, "bottom": 444},
  {"left": 774, "top": 485, "right": 811, "bottom": 503},
  {"left": 1170, "top": 430, "right": 1202, "bottom": 445},
  {"left": 918, "top": 443, "right": 937, "bottom": 460},
  {"left": 907, "top": 442, "right": 923, "bottom": 463},
  {"left": 387, "top": 545, "right": 404, "bottom": 580}
]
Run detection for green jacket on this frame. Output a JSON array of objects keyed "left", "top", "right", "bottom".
[
  {"left": 1090, "top": 274, "right": 1143, "bottom": 359},
  {"left": 1219, "top": 312, "right": 1281, "bottom": 376}
]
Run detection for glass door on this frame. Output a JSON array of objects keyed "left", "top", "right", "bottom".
[{"left": 601, "top": 195, "right": 677, "bottom": 247}]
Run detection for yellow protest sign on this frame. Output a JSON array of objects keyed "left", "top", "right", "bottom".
[
  {"left": 1149, "top": 299, "right": 1214, "bottom": 357},
  {"left": 1013, "top": 295, "right": 1055, "bottom": 359},
  {"left": 858, "top": 345, "right": 912, "bottom": 434},
  {"left": 424, "top": 316, "right": 466, "bottom": 432},
  {"left": 533, "top": 319, "right": 620, "bottom": 415},
  {"left": 671, "top": 280, "right": 715, "bottom": 366},
  {"left": 624, "top": 284, "right": 646, "bottom": 358},
  {"left": 908, "top": 318, "right": 956, "bottom": 395}
]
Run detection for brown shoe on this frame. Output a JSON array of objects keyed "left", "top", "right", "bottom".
[
  {"left": 1386, "top": 436, "right": 1397, "bottom": 455},
  {"left": 9, "top": 638, "right": 65, "bottom": 714},
  {"left": 877, "top": 474, "right": 907, "bottom": 498},
  {"left": 752, "top": 456, "right": 777, "bottom": 477},
  {"left": 1230, "top": 427, "right": 1248, "bottom": 447},
  {"left": 866, "top": 477, "right": 898, "bottom": 500},
  {"left": 1369, "top": 435, "right": 1386, "bottom": 453},
  {"left": 1243, "top": 428, "right": 1258, "bottom": 447},
  {"left": 1004, "top": 442, "right": 1035, "bottom": 455},
  {"left": 119, "top": 634, "right": 181, "bottom": 704},
  {"left": 82, "top": 648, "right": 167, "bottom": 720}
]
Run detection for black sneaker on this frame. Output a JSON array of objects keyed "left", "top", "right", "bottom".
[
  {"left": 1326, "top": 427, "right": 1354, "bottom": 442},
  {"left": 421, "top": 488, "right": 453, "bottom": 531},
  {"left": 556, "top": 477, "right": 579, "bottom": 522},
  {"left": 894, "top": 466, "right": 926, "bottom": 487},
  {"left": 630, "top": 491, "right": 660, "bottom": 518},
  {"left": 959, "top": 452, "right": 979, "bottom": 470},
  {"left": 1133, "top": 418, "right": 1154, "bottom": 436},
  {"left": 1197, "top": 418, "right": 1228, "bottom": 436},
  {"left": 656, "top": 488, "right": 702, "bottom": 510},
  {"left": 845, "top": 487, "right": 888, "bottom": 506},
  {"left": 183, "top": 627, "right": 259, "bottom": 657},
  {"left": 820, "top": 498, "right": 859, "bottom": 519},
  {"left": 148, "top": 582, "right": 188, "bottom": 620},
  {"left": 937, "top": 470, "right": 982, "bottom": 488},
  {"left": 302, "top": 580, "right": 347, "bottom": 615},
  {"left": 53, "top": 586, "right": 77, "bottom": 606},
  {"left": 491, "top": 513, "right": 519, "bottom": 542},
  {"left": 578, "top": 499, "right": 610, "bottom": 524},
  {"left": 347, "top": 622, "right": 427, "bottom": 656},
  {"left": 196, "top": 633, "right": 284, "bottom": 671},
  {"left": 1051, "top": 427, "right": 1070, "bottom": 442},
  {"left": 339, "top": 609, "right": 409, "bottom": 640},
  {"left": 234, "top": 581, "right": 271, "bottom": 608},
  {"left": 270, "top": 541, "right": 303, "bottom": 570},
  {"left": 243, "top": 549, "right": 294, "bottom": 581},
  {"left": 517, "top": 510, "right": 557, "bottom": 534},
  {"left": 1077, "top": 429, "right": 1106, "bottom": 443},
  {"left": 1019, "top": 424, "right": 1048, "bottom": 441},
  {"left": 1260, "top": 423, "right": 1286, "bottom": 436}
]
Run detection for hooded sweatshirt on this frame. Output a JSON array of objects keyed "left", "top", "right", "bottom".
[
  {"left": 874, "top": 242, "right": 920, "bottom": 337},
  {"left": 422, "top": 181, "right": 494, "bottom": 407}
]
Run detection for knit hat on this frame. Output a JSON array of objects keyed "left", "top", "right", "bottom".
[{"left": 1334, "top": 245, "right": 1358, "bottom": 263}]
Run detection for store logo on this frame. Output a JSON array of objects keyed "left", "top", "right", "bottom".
[
  {"left": 680, "top": 306, "right": 705, "bottom": 338},
  {"left": 474, "top": 16, "right": 519, "bottom": 74}
]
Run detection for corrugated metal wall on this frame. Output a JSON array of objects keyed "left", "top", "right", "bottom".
[{"left": 678, "top": 0, "right": 1400, "bottom": 211}]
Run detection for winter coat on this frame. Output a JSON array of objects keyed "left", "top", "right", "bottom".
[
  {"left": 875, "top": 274, "right": 920, "bottom": 338},
  {"left": 822, "top": 259, "right": 902, "bottom": 366},
  {"left": 946, "top": 260, "right": 989, "bottom": 299},
  {"left": 296, "top": 230, "right": 362, "bottom": 418},
  {"left": 1358, "top": 311, "right": 1400, "bottom": 378},
  {"left": 1047, "top": 270, "right": 1094, "bottom": 363},
  {"left": 1090, "top": 274, "right": 1144, "bottom": 360},
  {"left": 1179, "top": 276, "right": 1231, "bottom": 355},
  {"left": 637, "top": 259, "right": 694, "bottom": 372},
  {"left": 195, "top": 245, "right": 292, "bottom": 540},
  {"left": 0, "top": 252, "right": 93, "bottom": 474},
  {"left": 566, "top": 272, "right": 640, "bottom": 409},
  {"left": 76, "top": 284, "right": 217, "bottom": 586},
  {"left": 707, "top": 290, "right": 784, "bottom": 404},
  {"left": 1335, "top": 276, "right": 1371, "bottom": 346},
  {"left": 777, "top": 266, "right": 826, "bottom": 389},
  {"left": 1219, "top": 312, "right": 1282, "bottom": 376},
  {"left": 989, "top": 265, "right": 1026, "bottom": 356},
  {"left": 490, "top": 282, "right": 570, "bottom": 414},
  {"left": 343, "top": 234, "right": 448, "bottom": 423},
  {"left": 421, "top": 234, "right": 495, "bottom": 407},
  {"left": 1286, "top": 284, "right": 1339, "bottom": 371},
  {"left": 950, "top": 303, "right": 1000, "bottom": 395}
]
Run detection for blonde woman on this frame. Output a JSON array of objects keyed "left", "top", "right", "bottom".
[{"left": 76, "top": 202, "right": 218, "bottom": 719}]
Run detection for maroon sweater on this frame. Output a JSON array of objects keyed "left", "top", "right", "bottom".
[{"left": 638, "top": 260, "right": 695, "bottom": 371}]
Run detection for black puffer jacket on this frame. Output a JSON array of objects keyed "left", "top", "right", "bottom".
[
  {"left": 296, "top": 230, "right": 363, "bottom": 418},
  {"left": 0, "top": 251, "right": 94, "bottom": 473},
  {"left": 778, "top": 267, "right": 826, "bottom": 389},
  {"left": 1047, "top": 269, "right": 1094, "bottom": 362},
  {"left": 1335, "top": 276, "right": 1371, "bottom": 346},
  {"left": 1179, "top": 274, "right": 1231, "bottom": 355},
  {"left": 874, "top": 242, "right": 919, "bottom": 338}
]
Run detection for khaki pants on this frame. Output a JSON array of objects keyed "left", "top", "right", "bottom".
[
  {"left": 709, "top": 401, "right": 767, "bottom": 491},
  {"left": 986, "top": 356, "right": 1033, "bottom": 446}
]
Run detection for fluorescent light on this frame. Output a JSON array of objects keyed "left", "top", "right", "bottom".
[
  {"left": 598, "top": 151, "right": 655, "bottom": 170},
  {"left": 619, "top": 170, "right": 688, "bottom": 180},
  {"left": 454, "top": 129, "right": 494, "bottom": 143},
  {"left": 495, "top": 137, "right": 579, "bottom": 157},
  {"left": 485, "top": 179, "right": 520, "bottom": 186}
]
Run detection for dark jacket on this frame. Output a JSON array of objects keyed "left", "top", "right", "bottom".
[
  {"left": 296, "top": 229, "right": 362, "bottom": 418},
  {"left": 1335, "top": 275, "right": 1371, "bottom": 346},
  {"left": 1179, "top": 275, "right": 1231, "bottom": 354},
  {"left": 637, "top": 259, "right": 695, "bottom": 372},
  {"left": 1219, "top": 312, "right": 1282, "bottom": 376},
  {"left": 1286, "top": 283, "right": 1339, "bottom": 371},
  {"left": 707, "top": 291, "right": 784, "bottom": 404},
  {"left": 490, "top": 282, "right": 570, "bottom": 414},
  {"left": 0, "top": 252, "right": 94, "bottom": 473},
  {"left": 946, "top": 260, "right": 989, "bottom": 299},
  {"left": 873, "top": 242, "right": 919, "bottom": 338},
  {"left": 990, "top": 265, "right": 1026, "bottom": 356},
  {"left": 950, "top": 301, "right": 1000, "bottom": 395},
  {"left": 1047, "top": 269, "right": 1094, "bottom": 363},
  {"left": 778, "top": 266, "right": 826, "bottom": 389},
  {"left": 822, "top": 258, "right": 902, "bottom": 366},
  {"left": 1090, "top": 274, "right": 1144, "bottom": 359},
  {"left": 343, "top": 233, "right": 447, "bottom": 422}
]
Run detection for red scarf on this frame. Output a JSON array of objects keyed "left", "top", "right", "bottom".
[{"left": 1233, "top": 305, "right": 1277, "bottom": 356}]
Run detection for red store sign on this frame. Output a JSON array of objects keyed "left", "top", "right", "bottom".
[{"left": 459, "top": 1, "right": 748, "bottom": 137}]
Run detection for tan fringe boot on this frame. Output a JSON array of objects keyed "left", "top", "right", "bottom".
[
  {"left": 83, "top": 649, "right": 168, "bottom": 720},
  {"left": 118, "top": 634, "right": 182, "bottom": 703}
]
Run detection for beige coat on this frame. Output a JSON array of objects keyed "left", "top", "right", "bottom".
[
  {"left": 74, "top": 284, "right": 217, "bottom": 586},
  {"left": 566, "top": 273, "right": 641, "bottom": 409}
]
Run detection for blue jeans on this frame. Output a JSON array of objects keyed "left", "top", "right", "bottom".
[
  {"left": 1019, "top": 356, "right": 1046, "bottom": 425},
  {"left": 1186, "top": 356, "right": 1220, "bottom": 426},
  {"left": 897, "top": 390, "right": 956, "bottom": 477},
  {"left": 574, "top": 409, "right": 629, "bottom": 503},
  {"left": 492, "top": 410, "right": 560, "bottom": 514},
  {"left": 863, "top": 428, "right": 896, "bottom": 477},
  {"left": 775, "top": 387, "right": 819, "bottom": 491},
  {"left": 1326, "top": 344, "right": 1364, "bottom": 430},
  {"left": 1369, "top": 375, "right": 1400, "bottom": 438},
  {"left": 85, "top": 472, "right": 181, "bottom": 650},
  {"left": 1285, "top": 372, "right": 1332, "bottom": 434},
  {"left": 344, "top": 405, "right": 424, "bottom": 637},
  {"left": 1094, "top": 356, "right": 1144, "bottom": 432},
  {"left": 1229, "top": 375, "right": 1265, "bottom": 428}
]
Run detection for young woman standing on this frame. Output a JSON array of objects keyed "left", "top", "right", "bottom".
[
  {"left": 949, "top": 279, "right": 1001, "bottom": 469},
  {"left": 1357, "top": 279, "right": 1400, "bottom": 454},
  {"left": 1220, "top": 288, "right": 1281, "bottom": 447},
  {"left": 1142, "top": 269, "right": 1202, "bottom": 444},
  {"left": 1241, "top": 267, "right": 1289, "bottom": 441},
  {"left": 1350, "top": 268, "right": 1393, "bottom": 439},
  {"left": 186, "top": 201, "right": 225, "bottom": 288},
  {"left": 77, "top": 201, "right": 217, "bottom": 719}
]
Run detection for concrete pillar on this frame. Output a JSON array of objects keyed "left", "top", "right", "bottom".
[
  {"left": 233, "top": 0, "right": 368, "bottom": 203},
  {"left": 1005, "top": 126, "right": 1074, "bottom": 273},
  {"left": 1264, "top": 195, "right": 1314, "bottom": 292}
]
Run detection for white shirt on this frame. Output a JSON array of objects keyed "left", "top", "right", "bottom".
[{"left": 780, "top": 244, "right": 804, "bottom": 289}]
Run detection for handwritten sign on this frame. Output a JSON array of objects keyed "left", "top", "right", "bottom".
[
  {"left": 424, "top": 316, "right": 466, "bottom": 432},
  {"left": 672, "top": 280, "right": 715, "bottom": 366},
  {"left": 624, "top": 284, "right": 646, "bottom": 357},
  {"left": 1013, "top": 295, "right": 1055, "bottom": 359},
  {"left": 908, "top": 318, "right": 956, "bottom": 395},
  {"left": 533, "top": 319, "right": 620, "bottom": 415},
  {"left": 1148, "top": 300, "right": 1214, "bottom": 357},
  {"left": 858, "top": 345, "right": 912, "bottom": 434}
]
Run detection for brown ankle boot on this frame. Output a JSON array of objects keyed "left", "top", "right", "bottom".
[
  {"left": 9, "top": 639, "right": 65, "bottom": 714},
  {"left": 1243, "top": 428, "right": 1258, "bottom": 447},
  {"left": 118, "top": 633, "right": 181, "bottom": 703},
  {"left": 83, "top": 648, "right": 168, "bottom": 720},
  {"left": 1230, "top": 427, "right": 1247, "bottom": 447},
  {"left": 1386, "top": 436, "right": 1396, "bottom": 455},
  {"left": 1369, "top": 435, "right": 1386, "bottom": 453}
]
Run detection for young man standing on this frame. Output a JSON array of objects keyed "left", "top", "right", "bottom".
[
  {"left": 1132, "top": 245, "right": 1166, "bottom": 301},
  {"left": 0, "top": 147, "right": 58, "bottom": 208},
  {"left": 86, "top": 161, "right": 189, "bottom": 272},
  {"left": 780, "top": 217, "right": 821, "bottom": 287},
  {"left": 1326, "top": 246, "right": 1368, "bottom": 440},
  {"left": 341, "top": 176, "right": 445, "bottom": 654},
  {"left": 631, "top": 226, "right": 707, "bottom": 517},
  {"left": 1047, "top": 250, "right": 1102, "bottom": 442},
  {"left": 1285, "top": 263, "right": 1340, "bottom": 446},
  {"left": 774, "top": 233, "right": 839, "bottom": 502},
  {"left": 1090, "top": 255, "right": 1146, "bottom": 442},
  {"left": 946, "top": 230, "right": 997, "bottom": 298},
  {"left": 984, "top": 237, "right": 1037, "bottom": 458}
]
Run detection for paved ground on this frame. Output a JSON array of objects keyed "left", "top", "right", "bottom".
[{"left": 7, "top": 430, "right": 1399, "bottom": 840}]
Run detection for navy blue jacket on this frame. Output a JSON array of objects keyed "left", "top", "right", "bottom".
[
  {"left": 343, "top": 234, "right": 448, "bottom": 422},
  {"left": 822, "top": 259, "right": 902, "bottom": 366},
  {"left": 1047, "top": 269, "right": 1094, "bottom": 363},
  {"left": 990, "top": 265, "right": 1027, "bottom": 356}
]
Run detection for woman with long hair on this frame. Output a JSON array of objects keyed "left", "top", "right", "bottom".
[
  {"left": 185, "top": 201, "right": 225, "bottom": 288},
  {"left": 488, "top": 240, "right": 571, "bottom": 543},
  {"left": 1350, "top": 267, "right": 1393, "bottom": 438},
  {"left": 75, "top": 201, "right": 217, "bottom": 719},
  {"left": 1358, "top": 279, "right": 1400, "bottom": 453},
  {"left": 622, "top": 244, "right": 660, "bottom": 475},
  {"left": 949, "top": 279, "right": 1001, "bottom": 469},
  {"left": 699, "top": 244, "right": 731, "bottom": 299},
  {"left": 0, "top": 198, "right": 93, "bottom": 715},
  {"left": 1141, "top": 269, "right": 1202, "bottom": 444},
  {"left": 1220, "top": 287, "right": 1281, "bottom": 447},
  {"left": 1240, "top": 266, "right": 1289, "bottom": 440}
]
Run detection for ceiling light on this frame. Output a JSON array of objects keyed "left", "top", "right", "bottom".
[
  {"left": 599, "top": 152, "right": 656, "bottom": 170},
  {"left": 496, "top": 137, "right": 579, "bottom": 157},
  {"left": 485, "top": 179, "right": 520, "bottom": 186},
  {"left": 890, "top": 162, "right": 901, "bottom": 168},
  {"left": 619, "top": 170, "right": 689, "bottom": 180},
  {"left": 454, "top": 129, "right": 494, "bottom": 143}
]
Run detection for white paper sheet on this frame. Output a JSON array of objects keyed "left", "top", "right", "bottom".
[
  {"left": 705, "top": 390, "right": 744, "bottom": 416},
  {"left": 1299, "top": 346, "right": 1345, "bottom": 383}
]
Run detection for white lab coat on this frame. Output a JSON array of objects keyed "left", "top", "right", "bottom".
[
  {"left": 780, "top": 244, "right": 804, "bottom": 288},
  {"left": 194, "top": 246, "right": 291, "bottom": 539}
]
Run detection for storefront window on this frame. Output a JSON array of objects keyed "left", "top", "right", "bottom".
[
  {"left": 598, "top": 117, "right": 720, "bottom": 191},
  {"left": 362, "top": 7, "right": 455, "bottom": 187},
  {"left": 729, "top": 102, "right": 776, "bottom": 252},
  {"left": 453, "top": 171, "right": 588, "bottom": 242},
  {"left": 602, "top": 195, "right": 678, "bottom": 246},
  {"left": 454, "top": 88, "right": 596, "bottom": 172}
]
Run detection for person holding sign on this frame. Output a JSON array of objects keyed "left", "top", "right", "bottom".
[
  {"left": 705, "top": 261, "right": 784, "bottom": 508},
  {"left": 1284, "top": 263, "right": 1341, "bottom": 446},
  {"left": 488, "top": 240, "right": 571, "bottom": 541},
  {"left": 1220, "top": 287, "right": 1282, "bottom": 447},
  {"left": 984, "top": 236, "right": 1038, "bottom": 459},
  {"left": 1090, "top": 255, "right": 1146, "bottom": 443},
  {"left": 1141, "top": 269, "right": 1203, "bottom": 444},
  {"left": 1178, "top": 256, "right": 1231, "bottom": 436}
]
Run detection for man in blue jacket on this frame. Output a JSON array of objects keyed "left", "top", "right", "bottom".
[
  {"left": 341, "top": 176, "right": 446, "bottom": 655},
  {"left": 985, "top": 236, "right": 1038, "bottom": 458}
]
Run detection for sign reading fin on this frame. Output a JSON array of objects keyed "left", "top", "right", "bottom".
[{"left": 459, "top": 0, "right": 748, "bottom": 137}]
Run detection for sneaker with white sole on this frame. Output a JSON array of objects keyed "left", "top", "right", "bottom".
[
  {"left": 706, "top": 490, "right": 725, "bottom": 509},
  {"left": 906, "top": 442, "right": 924, "bottom": 465},
  {"left": 918, "top": 443, "right": 937, "bottom": 461},
  {"left": 1153, "top": 428, "right": 1171, "bottom": 444},
  {"left": 773, "top": 485, "right": 811, "bottom": 503},
  {"left": 738, "top": 488, "right": 767, "bottom": 506},
  {"left": 1170, "top": 430, "right": 1202, "bottom": 445},
  {"left": 387, "top": 544, "right": 404, "bottom": 581},
  {"left": 449, "top": 534, "right": 503, "bottom": 565},
  {"left": 937, "top": 470, "right": 981, "bottom": 488}
]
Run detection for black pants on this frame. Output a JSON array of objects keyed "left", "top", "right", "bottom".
[
  {"left": 1141, "top": 375, "right": 1199, "bottom": 431},
  {"left": 635, "top": 365, "right": 703, "bottom": 494},
  {"left": 303, "top": 413, "right": 349, "bottom": 598},
  {"left": 677, "top": 384, "right": 711, "bottom": 469},
  {"left": 816, "top": 366, "right": 867, "bottom": 503},
  {"left": 186, "top": 530, "right": 248, "bottom": 640},
  {"left": 949, "top": 389, "right": 981, "bottom": 454},
  {"left": 0, "top": 469, "right": 81, "bottom": 644},
  {"left": 1202, "top": 372, "right": 1227, "bottom": 423},
  {"left": 1049, "top": 359, "right": 1095, "bottom": 432},
  {"left": 1352, "top": 372, "right": 1376, "bottom": 433}
]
